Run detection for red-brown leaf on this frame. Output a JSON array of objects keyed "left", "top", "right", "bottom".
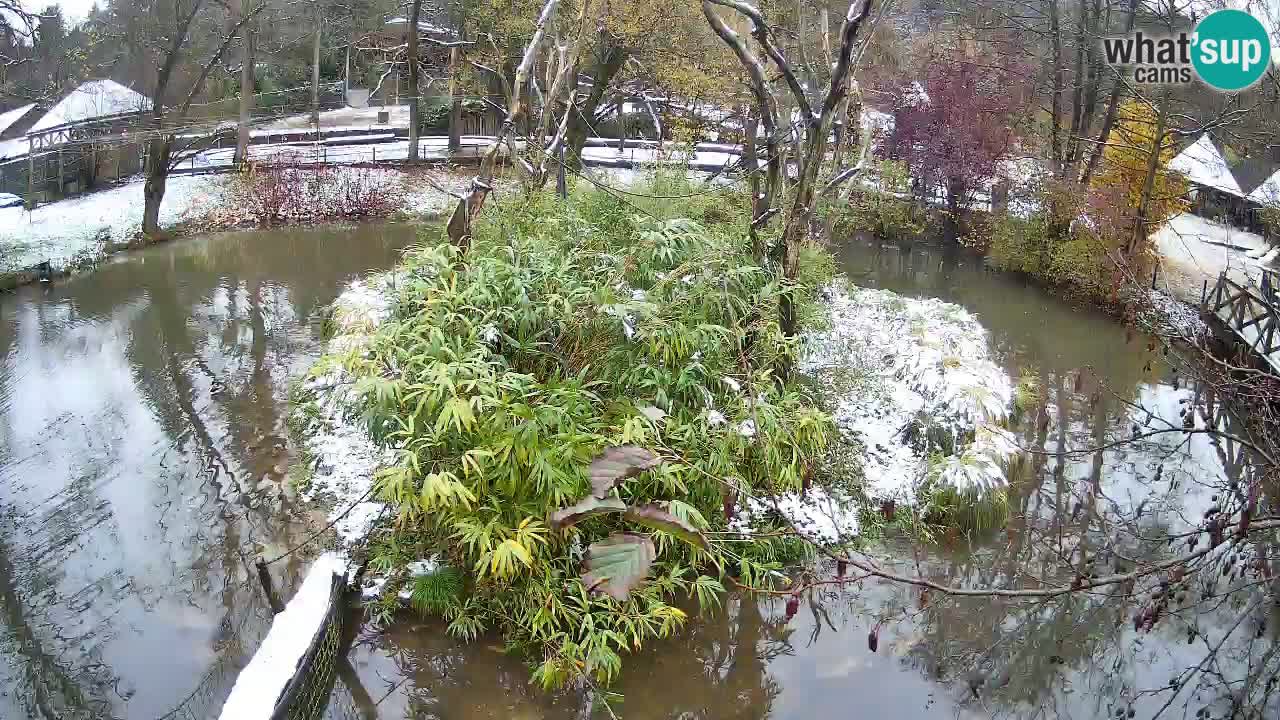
[
  {"left": 589, "top": 446, "right": 661, "bottom": 498},
  {"left": 582, "top": 532, "right": 657, "bottom": 601}
]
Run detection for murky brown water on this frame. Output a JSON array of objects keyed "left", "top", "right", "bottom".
[
  {"left": 2, "top": 226, "right": 1271, "bottom": 720},
  {"left": 339, "top": 237, "right": 1274, "bottom": 720},
  {"left": 0, "top": 222, "right": 419, "bottom": 720}
]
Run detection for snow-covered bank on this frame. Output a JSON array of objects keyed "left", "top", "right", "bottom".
[
  {"left": 733, "top": 282, "right": 1017, "bottom": 545},
  {"left": 0, "top": 167, "right": 458, "bottom": 284},
  {"left": 0, "top": 174, "right": 231, "bottom": 273},
  {"left": 293, "top": 277, "right": 398, "bottom": 546}
]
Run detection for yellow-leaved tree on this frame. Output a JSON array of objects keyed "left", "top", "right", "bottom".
[{"left": 1092, "top": 100, "right": 1189, "bottom": 237}]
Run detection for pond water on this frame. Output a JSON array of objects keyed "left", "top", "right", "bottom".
[
  {"left": 0, "top": 222, "right": 419, "bottom": 720},
  {"left": 1, "top": 226, "right": 1270, "bottom": 720},
  {"left": 342, "top": 237, "right": 1274, "bottom": 719}
]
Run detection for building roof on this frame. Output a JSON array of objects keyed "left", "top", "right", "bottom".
[
  {"left": 28, "top": 79, "right": 152, "bottom": 134},
  {"left": 1168, "top": 134, "right": 1244, "bottom": 197},
  {"left": 0, "top": 104, "right": 38, "bottom": 138},
  {"left": 1230, "top": 151, "right": 1280, "bottom": 197},
  {"left": 1248, "top": 168, "right": 1280, "bottom": 207},
  {"left": 383, "top": 14, "right": 457, "bottom": 36}
]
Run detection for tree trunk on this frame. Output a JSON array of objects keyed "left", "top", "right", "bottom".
[
  {"left": 1080, "top": 0, "right": 1138, "bottom": 188},
  {"left": 310, "top": 2, "right": 322, "bottom": 128},
  {"left": 448, "top": 46, "right": 462, "bottom": 153},
  {"left": 446, "top": 0, "right": 559, "bottom": 250},
  {"left": 563, "top": 44, "right": 627, "bottom": 169},
  {"left": 615, "top": 92, "right": 625, "bottom": 152},
  {"left": 1129, "top": 91, "right": 1170, "bottom": 259},
  {"left": 742, "top": 107, "right": 764, "bottom": 263},
  {"left": 142, "top": 137, "right": 172, "bottom": 237},
  {"left": 1047, "top": 0, "right": 1064, "bottom": 177},
  {"left": 407, "top": 0, "right": 422, "bottom": 161},
  {"left": 235, "top": 15, "right": 255, "bottom": 165}
]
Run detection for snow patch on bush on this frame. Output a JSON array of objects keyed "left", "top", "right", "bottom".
[
  {"left": 802, "top": 282, "right": 1016, "bottom": 503},
  {"left": 727, "top": 283, "right": 1016, "bottom": 544},
  {"left": 731, "top": 487, "right": 861, "bottom": 545}
]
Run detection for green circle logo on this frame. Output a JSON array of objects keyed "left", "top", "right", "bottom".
[{"left": 1192, "top": 9, "right": 1272, "bottom": 91}]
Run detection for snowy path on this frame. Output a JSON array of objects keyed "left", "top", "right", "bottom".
[{"left": 1152, "top": 213, "right": 1275, "bottom": 305}]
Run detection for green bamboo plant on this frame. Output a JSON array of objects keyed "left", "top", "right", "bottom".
[{"left": 328, "top": 181, "right": 835, "bottom": 688}]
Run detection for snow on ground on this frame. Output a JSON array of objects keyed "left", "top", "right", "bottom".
[
  {"left": 296, "top": 277, "right": 398, "bottom": 546},
  {"left": 1152, "top": 212, "right": 1274, "bottom": 305},
  {"left": 259, "top": 104, "right": 412, "bottom": 131},
  {"left": 1, "top": 166, "right": 459, "bottom": 277},
  {"left": 180, "top": 136, "right": 745, "bottom": 174},
  {"left": 1136, "top": 288, "right": 1210, "bottom": 339},
  {"left": 217, "top": 552, "right": 345, "bottom": 720},
  {"left": 0, "top": 173, "right": 231, "bottom": 272},
  {"left": 731, "top": 282, "right": 1016, "bottom": 546},
  {"left": 187, "top": 136, "right": 499, "bottom": 170}
]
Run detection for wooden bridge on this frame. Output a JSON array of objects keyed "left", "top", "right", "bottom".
[{"left": 1202, "top": 267, "right": 1280, "bottom": 374}]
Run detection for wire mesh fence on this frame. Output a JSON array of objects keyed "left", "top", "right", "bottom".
[{"left": 268, "top": 572, "right": 348, "bottom": 720}]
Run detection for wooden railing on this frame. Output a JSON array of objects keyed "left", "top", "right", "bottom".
[{"left": 1204, "top": 269, "right": 1280, "bottom": 367}]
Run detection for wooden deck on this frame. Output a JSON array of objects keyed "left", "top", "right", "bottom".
[{"left": 1203, "top": 267, "right": 1280, "bottom": 373}]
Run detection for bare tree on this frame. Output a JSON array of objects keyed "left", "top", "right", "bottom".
[
  {"left": 140, "top": 0, "right": 263, "bottom": 236},
  {"left": 702, "top": 0, "right": 874, "bottom": 356},
  {"left": 406, "top": 0, "right": 423, "bottom": 160},
  {"left": 443, "top": 0, "right": 593, "bottom": 249},
  {"left": 233, "top": 0, "right": 256, "bottom": 164}
]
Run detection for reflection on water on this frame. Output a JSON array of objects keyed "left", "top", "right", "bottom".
[
  {"left": 0, "top": 222, "right": 418, "bottom": 719},
  {"left": 352, "top": 237, "right": 1275, "bottom": 719}
]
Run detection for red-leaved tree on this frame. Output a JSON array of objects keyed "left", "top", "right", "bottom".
[{"left": 887, "top": 55, "right": 1025, "bottom": 221}]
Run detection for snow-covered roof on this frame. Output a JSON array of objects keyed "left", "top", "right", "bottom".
[
  {"left": 383, "top": 16, "right": 456, "bottom": 35},
  {"left": 1168, "top": 134, "right": 1244, "bottom": 197},
  {"left": 1248, "top": 168, "right": 1280, "bottom": 206},
  {"left": 861, "top": 108, "right": 894, "bottom": 134},
  {"left": 28, "top": 80, "right": 152, "bottom": 133},
  {"left": 0, "top": 104, "right": 36, "bottom": 136},
  {"left": 896, "top": 81, "right": 931, "bottom": 109},
  {"left": 0, "top": 137, "right": 26, "bottom": 162}
]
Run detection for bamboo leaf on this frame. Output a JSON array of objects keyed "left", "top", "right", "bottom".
[
  {"left": 549, "top": 495, "right": 628, "bottom": 530},
  {"left": 582, "top": 532, "right": 657, "bottom": 601},
  {"left": 589, "top": 446, "right": 661, "bottom": 498},
  {"left": 623, "top": 504, "right": 709, "bottom": 549}
]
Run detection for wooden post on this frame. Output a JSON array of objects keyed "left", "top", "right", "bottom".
[
  {"left": 26, "top": 142, "right": 36, "bottom": 209},
  {"left": 57, "top": 149, "right": 65, "bottom": 197},
  {"left": 311, "top": 2, "right": 322, "bottom": 128},
  {"left": 616, "top": 93, "right": 625, "bottom": 154},
  {"left": 255, "top": 557, "right": 286, "bottom": 614},
  {"left": 557, "top": 144, "right": 566, "bottom": 199},
  {"left": 448, "top": 46, "right": 462, "bottom": 154}
]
